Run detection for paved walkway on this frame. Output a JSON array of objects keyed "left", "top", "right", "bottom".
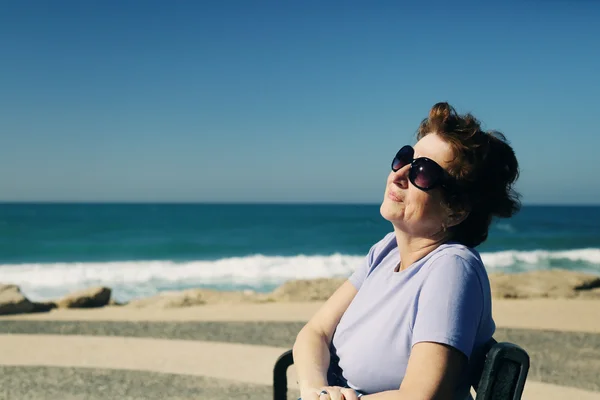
[
  {"left": 1, "top": 334, "right": 600, "bottom": 400},
  {"left": 1, "top": 301, "right": 599, "bottom": 399}
]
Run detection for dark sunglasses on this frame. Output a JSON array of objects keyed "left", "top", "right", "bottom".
[{"left": 391, "top": 145, "right": 451, "bottom": 191}]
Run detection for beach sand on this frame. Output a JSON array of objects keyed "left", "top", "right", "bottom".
[{"left": 1, "top": 298, "right": 599, "bottom": 399}]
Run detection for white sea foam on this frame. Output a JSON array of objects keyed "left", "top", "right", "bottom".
[
  {"left": 2, "top": 248, "right": 599, "bottom": 302},
  {"left": 0, "top": 254, "right": 363, "bottom": 302},
  {"left": 480, "top": 248, "right": 600, "bottom": 268}
]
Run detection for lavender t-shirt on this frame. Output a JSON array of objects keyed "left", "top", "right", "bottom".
[{"left": 331, "top": 232, "right": 495, "bottom": 398}]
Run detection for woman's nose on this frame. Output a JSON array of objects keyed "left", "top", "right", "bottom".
[{"left": 392, "top": 164, "right": 410, "bottom": 188}]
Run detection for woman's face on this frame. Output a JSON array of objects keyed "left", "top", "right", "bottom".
[{"left": 380, "top": 133, "right": 455, "bottom": 238}]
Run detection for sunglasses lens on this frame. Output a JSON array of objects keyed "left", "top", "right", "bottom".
[
  {"left": 410, "top": 159, "right": 441, "bottom": 190},
  {"left": 391, "top": 157, "right": 405, "bottom": 171},
  {"left": 392, "top": 146, "right": 413, "bottom": 171},
  {"left": 392, "top": 146, "right": 447, "bottom": 191}
]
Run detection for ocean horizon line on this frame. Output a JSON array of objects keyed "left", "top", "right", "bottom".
[{"left": 1, "top": 201, "right": 600, "bottom": 207}]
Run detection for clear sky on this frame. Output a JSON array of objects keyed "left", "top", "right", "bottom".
[{"left": 1, "top": 0, "right": 599, "bottom": 204}]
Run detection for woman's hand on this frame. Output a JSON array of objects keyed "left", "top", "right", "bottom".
[
  {"left": 300, "top": 386, "right": 360, "bottom": 400},
  {"left": 298, "top": 386, "right": 324, "bottom": 400}
]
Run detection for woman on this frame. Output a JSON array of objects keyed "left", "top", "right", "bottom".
[{"left": 293, "top": 102, "right": 521, "bottom": 400}]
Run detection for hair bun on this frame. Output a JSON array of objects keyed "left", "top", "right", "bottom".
[
  {"left": 427, "top": 102, "right": 463, "bottom": 133},
  {"left": 428, "top": 102, "right": 453, "bottom": 123},
  {"left": 429, "top": 102, "right": 452, "bottom": 119},
  {"left": 480, "top": 132, "right": 521, "bottom": 218}
]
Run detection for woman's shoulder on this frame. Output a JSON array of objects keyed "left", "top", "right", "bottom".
[
  {"left": 422, "top": 242, "right": 488, "bottom": 284},
  {"left": 369, "top": 231, "right": 398, "bottom": 257},
  {"left": 364, "top": 231, "right": 396, "bottom": 256},
  {"left": 430, "top": 242, "right": 484, "bottom": 267},
  {"left": 406, "top": 244, "right": 492, "bottom": 318},
  {"left": 378, "top": 231, "right": 397, "bottom": 249},
  {"left": 361, "top": 232, "right": 398, "bottom": 272}
]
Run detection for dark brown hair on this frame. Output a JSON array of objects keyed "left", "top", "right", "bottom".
[{"left": 417, "top": 102, "right": 521, "bottom": 247}]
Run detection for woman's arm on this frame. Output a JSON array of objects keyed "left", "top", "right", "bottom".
[
  {"left": 357, "top": 341, "right": 467, "bottom": 400},
  {"left": 313, "top": 341, "right": 466, "bottom": 400},
  {"left": 293, "top": 280, "right": 359, "bottom": 398},
  {"left": 397, "top": 341, "right": 467, "bottom": 399}
]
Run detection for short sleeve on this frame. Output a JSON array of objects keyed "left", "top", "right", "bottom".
[
  {"left": 348, "top": 248, "right": 374, "bottom": 290},
  {"left": 411, "top": 255, "right": 484, "bottom": 359}
]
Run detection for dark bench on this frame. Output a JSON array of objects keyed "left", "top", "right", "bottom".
[{"left": 273, "top": 339, "right": 530, "bottom": 400}]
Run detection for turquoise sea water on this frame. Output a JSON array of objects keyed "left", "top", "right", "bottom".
[{"left": 1, "top": 203, "right": 599, "bottom": 302}]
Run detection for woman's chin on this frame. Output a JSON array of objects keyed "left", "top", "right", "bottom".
[{"left": 380, "top": 200, "right": 403, "bottom": 222}]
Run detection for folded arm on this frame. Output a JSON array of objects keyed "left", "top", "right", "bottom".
[
  {"left": 360, "top": 341, "right": 467, "bottom": 400},
  {"left": 293, "top": 280, "right": 358, "bottom": 400}
]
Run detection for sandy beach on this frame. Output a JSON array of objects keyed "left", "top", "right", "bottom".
[{"left": 1, "top": 296, "right": 600, "bottom": 400}]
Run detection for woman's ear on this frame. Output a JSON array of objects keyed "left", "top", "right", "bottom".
[{"left": 446, "top": 209, "right": 469, "bottom": 228}]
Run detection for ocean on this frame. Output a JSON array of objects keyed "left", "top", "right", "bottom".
[{"left": 1, "top": 203, "right": 600, "bottom": 303}]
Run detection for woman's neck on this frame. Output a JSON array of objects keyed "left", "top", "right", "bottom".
[{"left": 393, "top": 229, "right": 448, "bottom": 271}]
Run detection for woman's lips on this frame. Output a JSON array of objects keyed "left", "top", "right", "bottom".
[{"left": 387, "top": 190, "right": 403, "bottom": 202}]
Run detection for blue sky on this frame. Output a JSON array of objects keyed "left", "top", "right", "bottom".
[{"left": 1, "top": 0, "right": 599, "bottom": 204}]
